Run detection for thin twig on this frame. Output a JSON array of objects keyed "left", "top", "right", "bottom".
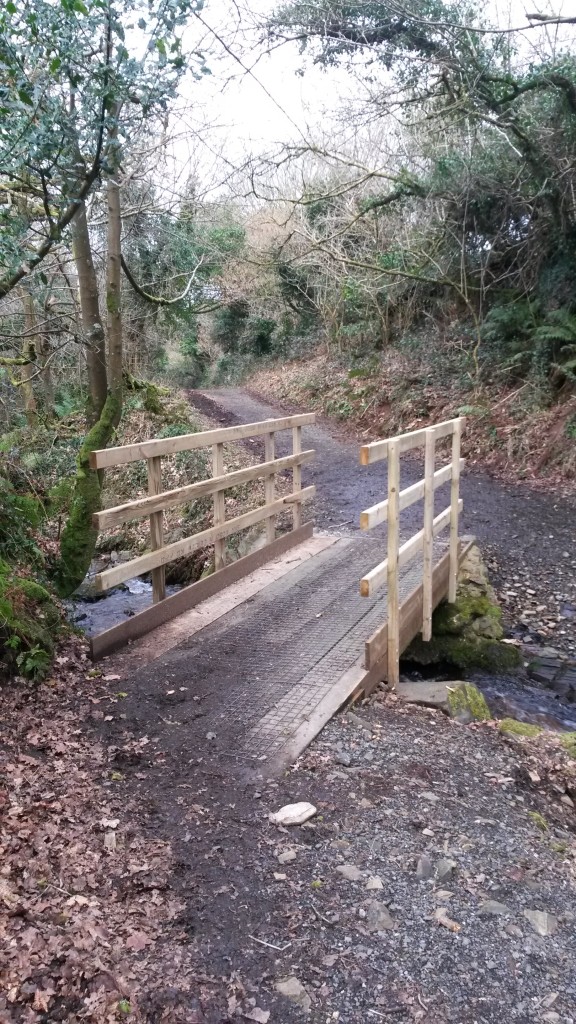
[
  {"left": 309, "top": 902, "right": 337, "bottom": 926},
  {"left": 249, "top": 935, "right": 291, "bottom": 952}
]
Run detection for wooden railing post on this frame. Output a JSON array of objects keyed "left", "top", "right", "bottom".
[
  {"left": 264, "top": 431, "right": 276, "bottom": 543},
  {"left": 213, "top": 442, "right": 225, "bottom": 571},
  {"left": 422, "top": 427, "right": 436, "bottom": 641},
  {"left": 448, "top": 418, "right": 462, "bottom": 603},
  {"left": 147, "top": 456, "right": 166, "bottom": 603},
  {"left": 292, "top": 425, "right": 302, "bottom": 530},
  {"left": 387, "top": 439, "right": 400, "bottom": 688}
]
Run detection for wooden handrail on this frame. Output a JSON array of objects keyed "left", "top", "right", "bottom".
[
  {"left": 359, "top": 416, "right": 465, "bottom": 687},
  {"left": 360, "top": 501, "right": 463, "bottom": 597},
  {"left": 93, "top": 450, "right": 315, "bottom": 531},
  {"left": 90, "top": 413, "right": 316, "bottom": 469},
  {"left": 359, "top": 417, "right": 457, "bottom": 465},
  {"left": 91, "top": 411, "right": 317, "bottom": 599},
  {"left": 94, "top": 486, "right": 315, "bottom": 592},
  {"left": 360, "top": 459, "right": 465, "bottom": 530}
]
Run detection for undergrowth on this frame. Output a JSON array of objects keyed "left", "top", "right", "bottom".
[{"left": 247, "top": 335, "right": 576, "bottom": 489}]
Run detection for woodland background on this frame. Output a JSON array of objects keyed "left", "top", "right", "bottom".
[{"left": 1, "top": 0, "right": 576, "bottom": 679}]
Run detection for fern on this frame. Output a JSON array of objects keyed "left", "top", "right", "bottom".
[{"left": 533, "top": 309, "right": 576, "bottom": 347}]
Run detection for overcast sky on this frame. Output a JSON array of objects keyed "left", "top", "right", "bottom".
[{"left": 165, "top": 0, "right": 575, "bottom": 198}]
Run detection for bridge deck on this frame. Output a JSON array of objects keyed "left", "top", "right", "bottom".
[{"left": 102, "top": 531, "right": 448, "bottom": 773}]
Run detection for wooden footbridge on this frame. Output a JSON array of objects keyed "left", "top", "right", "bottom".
[{"left": 89, "top": 412, "right": 467, "bottom": 767}]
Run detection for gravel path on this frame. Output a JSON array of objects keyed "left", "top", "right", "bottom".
[{"left": 193, "top": 388, "right": 576, "bottom": 656}]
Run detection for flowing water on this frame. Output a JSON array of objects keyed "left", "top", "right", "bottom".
[{"left": 67, "top": 574, "right": 181, "bottom": 636}]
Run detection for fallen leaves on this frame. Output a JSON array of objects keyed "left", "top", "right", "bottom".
[
  {"left": 125, "top": 930, "right": 153, "bottom": 951},
  {"left": 0, "top": 667, "right": 181, "bottom": 1024}
]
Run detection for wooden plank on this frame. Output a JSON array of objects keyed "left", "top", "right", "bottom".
[
  {"left": 360, "top": 417, "right": 460, "bottom": 465},
  {"left": 360, "top": 460, "right": 464, "bottom": 531},
  {"left": 292, "top": 424, "right": 302, "bottom": 530},
  {"left": 213, "top": 442, "right": 225, "bottom": 572},
  {"left": 360, "top": 500, "right": 461, "bottom": 597},
  {"left": 90, "top": 523, "right": 314, "bottom": 660},
  {"left": 147, "top": 456, "right": 166, "bottom": 603},
  {"left": 90, "top": 413, "right": 316, "bottom": 469},
  {"left": 264, "top": 432, "right": 275, "bottom": 544},
  {"left": 275, "top": 655, "right": 386, "bottom": 772},
  {"left": 422, "top": 427, "right": 435, "bottom": 641},
  {"left": 387, "top": 439, "right": 400, "bottom": 688},
  {"left": 449, "top": 418, "right": 462, "bottom": 603},
  {"left": 93, "top": 450, "right": 315, "bottom": 531},
  {"left": 364, "top": 539, "right": 475, "bottom": 672},
  {"left": 94, "top": 485, "right": 316, "bottom": 592}
]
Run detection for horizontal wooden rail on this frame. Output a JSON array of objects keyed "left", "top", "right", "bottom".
[
  {"left": 360, "top": 418, "right": 458, "bottom": 466},
  {"left": 360, "top": 500, "right": 462, "bottom": 597},
  {"left": 90, "top": 414, "right": 316, "bottom": 470},
  {"left": 93, "top": 450, "right": 315, "bottom": 531},
  {"left": 94, "top": 486, "right": 315, "bottom": 592},
  {"left": 360, "top": 459, "right": 465, "bottom": 531}
]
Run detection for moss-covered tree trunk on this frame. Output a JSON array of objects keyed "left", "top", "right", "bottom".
[
  {"left": 72, "top": 200, "right": 108, "bottom": 425},
  {"left": 54, "top": 392, "right": 120, "bottom": 597}
]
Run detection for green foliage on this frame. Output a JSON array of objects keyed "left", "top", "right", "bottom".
[
  {"left": 16, "top": 644, "right": 53, "bottom": 681},
  {"left": 0, "top": 476, "right": 44, "bottom": 565},
  {"left": 481, "top": 299, "right": 540, "bottom": 378},
  {"left": 0, "top": 558, "right": 61, "bottom": 680},
  {"left": 481, "top": 302, "right": 576, "bottom": 388},
  {"left": 0, "top": 0, "right": 207, "bottom": 298},
  {"left": 244, "top": 316, "right": 277, "bottom": 356},
  {"left": 212, "top": 300, "right": 250, "bottom": 352},
  {"left": 180, "top": 326, "right": 199, "bottom": 357}
]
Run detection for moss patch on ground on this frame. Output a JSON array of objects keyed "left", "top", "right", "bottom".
[
  {"left": 560, "top": 733, "right": 576, "bottom": 758},
  {"left": 498, "top": 718, "right": 543, "bottom": 737},
  {"left": 447, "top": 682, "right": 492, "bottom": 720}
]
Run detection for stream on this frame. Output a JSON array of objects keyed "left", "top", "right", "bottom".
[{"left": 68, "top": 572, "right": 181, "bottom": 636}]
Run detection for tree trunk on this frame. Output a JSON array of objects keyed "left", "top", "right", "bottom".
[
  {"left": 54, "top": 391, "right": 120, "bottom": 597},
  {"left": 19, "top": 288, "right": 39, "bottom": 427},
  {"left": 71, "top": 201, "right": 107, "bottom": 425},
  {"left": 106, "top": 154, "right": 123, "bottom": 425}
]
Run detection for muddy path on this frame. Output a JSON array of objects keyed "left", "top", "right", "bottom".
[{"left": 191, "top": 387, "right": 576, "bottom": 657}]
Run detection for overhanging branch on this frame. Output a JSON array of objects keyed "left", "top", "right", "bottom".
[{"left": 120, "top": 254, "right": 205, "bottom": 306}]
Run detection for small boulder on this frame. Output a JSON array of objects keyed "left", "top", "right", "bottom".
[
  {"left": 366, "top": 875, "right": 384, "bottom": 891},
  {"left": 336, "top": 863, "right": 363, "bottom": 882},
  {"left": 269, "top": 802, "right": 317, "bottom": 826},
  {"left": 478, "top": 900, "right": 511, "bottom": 916},
  {"left": 275, "top": 977, "right": 312, "bottom": 1013},
  {"left": 365, "top": 900, "right": 395, "bottom": 932},
  {"left": 416, "top": 855, "right": 433, "bottom": 880},
  {"left": 523, "top": 910, "right": 559, "bottom": 936},
  {"left": 435, "top": 858, "right": 457, "bottom": 883}
]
